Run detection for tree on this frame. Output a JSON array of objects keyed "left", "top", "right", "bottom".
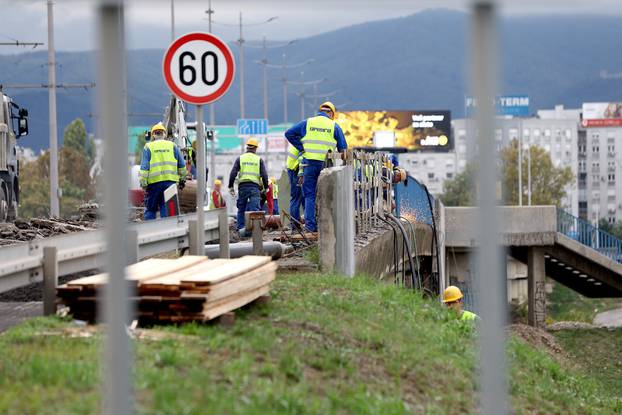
[
  {"left": 440, "top": 162, "right": 477, "bottom": 206},
  {"left": 63, "top": 118, "right": 95, "bottom": 165},
  {"left": 501, "top": 139, "right": 574, "bottom": 206},
  {"left": 19, "top": 118, "right": 96, "bottom": 218}
]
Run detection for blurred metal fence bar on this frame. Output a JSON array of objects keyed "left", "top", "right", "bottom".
[
  {"left": 471, "top": 2, "right": 509, "bottom": 415},
  {"left": 97, "top": 1, "right": 132, "bottom": 414}
]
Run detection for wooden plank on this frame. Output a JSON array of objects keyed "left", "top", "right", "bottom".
[
  {"left": 66, "top": 256, "right": 208, "bottom": 287},
  {"left": 201, "top": 284, "right": 270, "bottom": 321},
  {"left": 180, "top": 256, "right": 272, "bottom": 285},
  {"left": 138, "top": 259, "right": 230, "bottom": 287},
  {"left": 181, "top": 262, "right": 276, "bottom": 302}
]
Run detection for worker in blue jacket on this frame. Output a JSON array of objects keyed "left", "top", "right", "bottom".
[
  {"left": 139, "top": 122, "right": 187, "bottom": 220},
  {"left": 285, "top": 102, "right": 347, "bottom": 234}
]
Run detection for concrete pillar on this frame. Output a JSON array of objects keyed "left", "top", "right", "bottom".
[
  {"left": 251, "top": 220, "right": 264, "bottom": 256},
  {"left": 218, "top": 208, "right": 230, "bottom": 259},
  {"left": 43, "top": 246, "right": 58, "bottom": 316},
  {"left": 318, "top": 166, "right": 355, "bottom": 277},
  {"left": 188, "top": 219, "right": 200, "bottom": 255},
  {"left": 126, "top": 229, "right": 139, "bottom": 264},
  {"left": 527, "top": 247, "right": 546, "bottom": 328}
]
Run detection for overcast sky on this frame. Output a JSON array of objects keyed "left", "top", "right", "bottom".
[{"left": 1, "top": 0, "right": 622, "bottom": 54}]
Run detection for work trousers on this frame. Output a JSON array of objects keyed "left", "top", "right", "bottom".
[
  {"left": 302, "top": 160, "right": 324, "bottom": 232},
  {"left": 288, "top": 168, "right": 304, "bottom": 226},
  {"left": 144, "top": 181, "right": 176, "bottom": 220},
  {"left": 236, "top": 183, "right": 261, "bottom": 230}
]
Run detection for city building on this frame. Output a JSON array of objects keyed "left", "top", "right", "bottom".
[{"left": 451, "top": 106, "right": 580, "bottom": 217}]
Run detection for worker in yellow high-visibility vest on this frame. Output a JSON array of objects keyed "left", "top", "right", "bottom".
[
  {"left": 285, "top": 143, "right": 305, "bottom": 227},
  {"left": 139, "top": 122, "right": 186, "bottom": 220},
  {"left": 271, "top": 177, "right": 279, "bottom": 215},
  {"left": 285, "top": 102, "right": 347, "bottom": 234},
  {"left": 228, "top": 138, "right": 269, "bottom": 232},
  {"left": 443, "top": 286, "right": 479, "bottom": 322}
]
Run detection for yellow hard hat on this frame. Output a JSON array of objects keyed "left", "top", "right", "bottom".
[
  {"left": 151, "top": 122, "right": 166, "bottom": 135},
  {"left": 442, "top": 286, "right": 464, "bottom": 303},
  {"left": 214, "top": 179, "right": 222, "bottom": 186},
  {"left": 270, "top": 177, "right": 276, "bottom": 183},
  {"left": 319, "top": 101, "right": 336, "bottom": 118},
  {"left": 246, "top": 138, "right": 259, "bottom": 147}
]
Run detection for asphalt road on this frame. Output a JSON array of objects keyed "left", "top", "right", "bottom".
[
  {"left": 0, "top": 302, "right": 41, "bottom": 332},
  {"left": 593, "top": 308, "right": 622, "bottom": 328}
]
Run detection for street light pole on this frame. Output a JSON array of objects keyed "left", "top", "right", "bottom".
[
  {"left": 47, "top": 0, "right": 59, "bottom": 217},
  {"left": 518, "top": 120, "right": 523, "bottom": 206}
]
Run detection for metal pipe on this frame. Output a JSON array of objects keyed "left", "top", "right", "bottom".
[
  {"left": 97, "top": 1, "right": 132, "bottom": 413},
  {"left": 47, "top": 0, "right": 59, "bottom": 217},
  {"left": 204, "top": 241, "right": 287, "bottom": 259},
  {"left": 471, "top": 2, "right": 508, "bottom": 415}
]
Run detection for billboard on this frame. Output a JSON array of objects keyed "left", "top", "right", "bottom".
[
  {"left": 465, "top": 95, "right": 530, "bottom": 117},
  {"left": 335, "top": 110, "right": 452, "bottom": 152},
  {"left": 582, "top": 102, "right": 622, "bottom": 127}
]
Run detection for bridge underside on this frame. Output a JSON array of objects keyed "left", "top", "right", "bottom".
[{"left": 510, "top": 235, "right": 622, "bottom": 298}]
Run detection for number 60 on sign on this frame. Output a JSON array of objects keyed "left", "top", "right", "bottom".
[{"left": 162, "top": 32, "right": 236, "bottom": 105}]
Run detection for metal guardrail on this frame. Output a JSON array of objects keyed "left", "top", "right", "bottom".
[
  {"left": 0, "top": 208, "right": 229, "bottom": 294},
  {"left": 557, "top": 208, "right": 622, "bottom": 263}
]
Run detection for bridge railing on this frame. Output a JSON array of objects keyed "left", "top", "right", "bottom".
[
  {"left": 557, "top": 208, "right": 622, "bottom": 262},
  {"left": 326, "top": 150, "right": 395, "bottom": 235}
]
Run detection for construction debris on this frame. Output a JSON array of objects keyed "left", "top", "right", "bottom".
[
  {"left": 56, "top": 255, "right": 276, "bottom": 324},
  {"left": 0, "top": 217, "right": 99, "bottom": 246}
]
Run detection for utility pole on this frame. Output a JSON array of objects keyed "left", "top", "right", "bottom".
[
  {"left": 47, "top": 0, "right": 59, "bottom": 217},
  {"left": 262, "top": 35, "right": 268, "bottom": 120},
  {"left": 206, "top": 0, "right": 216, "bottom": 184},
  {"left": 238, "top": 12, "right": 245, "bottom": 120},
  {"left": 282, "top": 54, "right": 288, "bottom": 125},
  {"left": 170, "top": 0, "right": 175, "bottom": 40},
  {"left": 299, "top": 72, "right": 305, "bottom": 119}
]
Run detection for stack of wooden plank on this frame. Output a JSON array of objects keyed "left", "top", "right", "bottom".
[{"left": 56, "top": 255, "right": 276, "bottom": 324}]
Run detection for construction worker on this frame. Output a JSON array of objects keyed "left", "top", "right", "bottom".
[
  {"left": 228, "top": 138, "right": 269, "bottom": 232},
  {"left": 209, "top": 179, "right": 226, "bottom": 209},
  {"left": 442, "top": 286, "right": 479, "bottom": 321},
  {"left": 139, "top": 122, "right": 186, "bottom": 220},
  {"left": 271, "top": 177, "right": 280, "bottom": 214},
  {"left": 285, "top": 144, "right": 305, "bottom": 227},
  {"left": 264, "top": 178, "right": 275, "bottom": 215},
  {"left": 285, "top": 101, "right": 347, "bottom": 234}
]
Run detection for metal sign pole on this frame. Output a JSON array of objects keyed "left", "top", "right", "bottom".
[{"left": 195, "top": 105, "right": 206, "bottom": 255}]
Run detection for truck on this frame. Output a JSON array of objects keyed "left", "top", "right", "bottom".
[{"left": 0, "top": 91, "right": 29, "bottom": 222}]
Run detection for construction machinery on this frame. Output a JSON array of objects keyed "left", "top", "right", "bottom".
[{"left": 0, "top": 91, "right": 29, "bottom": 222}]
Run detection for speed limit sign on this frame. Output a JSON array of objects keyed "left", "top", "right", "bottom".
[{"left": 162, "top": 32, "right": 235, "bottom": 105}]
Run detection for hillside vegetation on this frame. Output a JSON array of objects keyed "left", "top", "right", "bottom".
[{"left": 0, "top": 273, "right": 620, "bottom": 414}]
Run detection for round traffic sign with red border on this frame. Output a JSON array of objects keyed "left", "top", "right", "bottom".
[{"left": 163, "top": 32, "right": 235, "bottom": 105}]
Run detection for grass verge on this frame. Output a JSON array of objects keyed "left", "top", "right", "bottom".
[
  {"left": 548, "top": 281, "right": 621, "bottom": 323},
  {"left": 0, "top": 273, "right": 620, "bottom": 414}
]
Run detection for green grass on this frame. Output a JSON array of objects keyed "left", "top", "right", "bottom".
[
  {"left": 548, "top": 281, "right": 621, "bottom": 323},
  {"left": 553, "top": 328, "right": 622, "bottom": 396},
  {"left": 0, "top": 274, "right": 621, "bottom": 414}
]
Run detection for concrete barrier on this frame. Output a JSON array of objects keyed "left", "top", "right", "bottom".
[{"left": 317, "top": 166, "right": 355, "bottom": 277}]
